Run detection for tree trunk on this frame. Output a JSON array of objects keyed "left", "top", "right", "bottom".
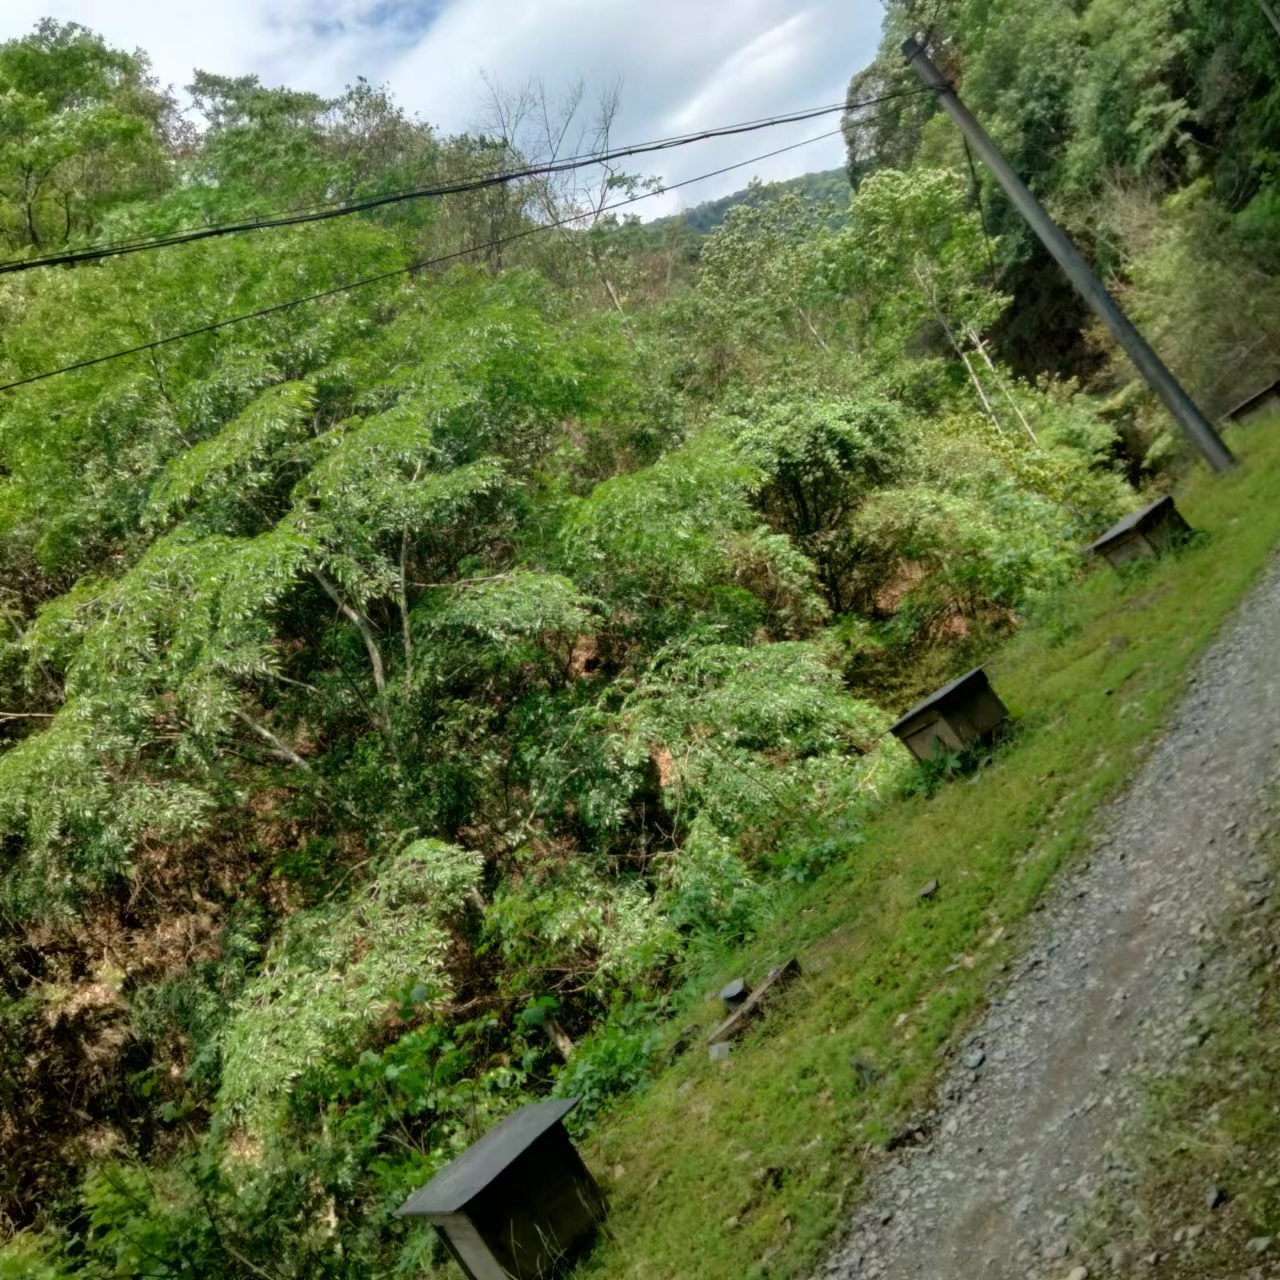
[
  {"left": 968, "top": 325, "right": 1038, "bottom": 443},
  {"left": 544, "top": 1016, "right": 576, "bottom": 1062}
]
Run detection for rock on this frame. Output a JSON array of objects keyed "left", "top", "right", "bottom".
[
  {"left": 1246, "top": 1237, "right": 1273, "bottom": 1255},
  {"left": 1108, "top": 1246, "right": 1133, "bottom": 1270},
  {"left": 719, "top": 978, "right": 750, "bottom": 1013},
  {"left": 709, "top": 1041, "right": 731, "bottom": 1062},
  {"left": 1043, "top": 1239, "right": 1069, "bottom": 1260},
  {"left": 963, "top": 1049, "right": 987, "bottom": 1070},
  {"left": 1205, "top": 1183, "right": 1227, "bottom": 1210},
  {"left": 1065, "top": 1267, "right": 1089, "bottom": 1280},
  {"left": 918, "top": 878, "right": 940, "bottom": 900}
]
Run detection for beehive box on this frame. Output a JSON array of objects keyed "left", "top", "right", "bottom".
[
  {"left": 396, "top": 1099, "right": 604, "bottom": 1280},
  {"left": 1085, "top": 496, "right": 1192, "bottom": 571},
  {"left": 888, "top": 667, "right": 1009, "bottom": 764},
  {"left": 1224, "top": 378, "right": 1280, "bottom": 428}
]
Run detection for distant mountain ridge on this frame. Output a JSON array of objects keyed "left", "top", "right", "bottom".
[{"left": 654, "top": 166, "right": 850, "bottom": 234}]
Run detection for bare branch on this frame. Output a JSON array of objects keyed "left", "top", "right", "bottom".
[
  {"left": 914, "top": 264, "right": 1003, "bottom": 434},
  {"left": 232, "top": 709, "right": 313, "bottom": 772},
  {"left": 311, "top": 568, "right": 387, "bottom": 694},
  {"left": 544, "top": 1015, "right": 576, "bottom": 1062},
  {"left": 967, "top": 325, "right": 1038, "bottom": 443}
]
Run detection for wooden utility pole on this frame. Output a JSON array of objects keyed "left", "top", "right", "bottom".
[{"left": 902, "top": 38, "right": 1236, "bottom": 473}]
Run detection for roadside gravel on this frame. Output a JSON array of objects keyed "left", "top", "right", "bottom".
[{"left": 820, "top": 555, "right": 1280, "bottom": 1280}]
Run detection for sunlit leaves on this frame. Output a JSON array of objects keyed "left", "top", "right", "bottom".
[
  {"left": 149, "top": 381, "right": 316, "bottom": 528},
  {"left": 218, "top": 839, "right": 479, "bottom": 1133}
]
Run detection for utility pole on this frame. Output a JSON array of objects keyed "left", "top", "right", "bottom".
[{"left": 902, "top": 38, "right": 1236, "bottom": 473}]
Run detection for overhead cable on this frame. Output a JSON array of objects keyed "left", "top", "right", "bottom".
[
  {"left": 0, "top": 89, "right": 932, "bottom": 277},
  {"left": 0, "top": 124, "right": 862, "bottom": 394}
]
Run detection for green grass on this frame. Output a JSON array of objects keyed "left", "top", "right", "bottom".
[{"left": 571, "top": 424, "right": 1280, "bottom": 1280}]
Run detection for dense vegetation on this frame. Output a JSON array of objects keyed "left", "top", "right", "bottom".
[
  {"left": 652, "top": 167, "right": 852, "bottom": 235},
  {"left": 0, "top": 5, "right": 1276, "bottom": 1277}
]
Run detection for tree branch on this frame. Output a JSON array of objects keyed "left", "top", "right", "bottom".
[
  {"left": 967, "top": 324, "right": 1038, "bottom": 443},
  {"left": 232, "top": 709, "right": 313, "bottom": 772},
  {"left": 914, "top": 265, "right": 1003, "bottom": 434},
  {"left": 311, "top": 568, "right": 386, "bottom": 694},
  {"left": 544, "top": 1016, "right": 577, "bottom": 1062},
  {"left": 796, "top": 304, "right": 830, "bottom": 350}
]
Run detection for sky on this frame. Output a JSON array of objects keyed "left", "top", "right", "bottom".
[{"left": 0, "top": 0, "right": 885, "bottom": 217}]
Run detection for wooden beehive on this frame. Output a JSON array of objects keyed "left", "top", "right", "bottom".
[
  {"left": 396, "top": 1099, "right": 605, "bottom": 1280},
  {"left": 1085, "top": 496, "right": 1192, "bottom": 571},
  {"left": 888, "top": 667, "right": 1009, "bottom": 764},
  {"left": 1223, "top": 378, "right": 1280, "bottom": 428}
]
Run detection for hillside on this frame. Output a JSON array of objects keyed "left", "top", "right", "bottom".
[
  {"left": 0, "top": 5, "right": 1278, "bottom": 1280},
  {"left": 652, "top": 166, "right": 851, "bottom": 234}
]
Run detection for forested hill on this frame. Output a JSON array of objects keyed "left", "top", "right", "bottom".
[
  {"left": 0, "top": 5, "right": 1277, "bottom": 1279},
  {"left": 653, "top": 166, "right": 850, "bottom": 234}
]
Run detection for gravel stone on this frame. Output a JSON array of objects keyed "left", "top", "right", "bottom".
[{"left": 817, "top": 557, "right": 1280, "bottom": 1279}]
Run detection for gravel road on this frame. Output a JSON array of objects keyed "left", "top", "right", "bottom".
[{"left": 820, "top": 555, "right": 1280, "bottom": 1280}]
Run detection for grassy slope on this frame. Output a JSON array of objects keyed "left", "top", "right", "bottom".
[{"left": 572, "top": 423, "right": 1280, "bottom": 1280}]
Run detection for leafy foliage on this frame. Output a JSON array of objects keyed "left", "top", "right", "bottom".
[{"left": 0, "top": 6, "right": 1267, "bottom": 1276}]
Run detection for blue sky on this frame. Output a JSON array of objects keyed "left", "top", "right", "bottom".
[{"left": 1, "top": 1, "right": 884, "bottom": 217}]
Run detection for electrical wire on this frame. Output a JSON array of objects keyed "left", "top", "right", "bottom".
[
  {"left": 0, "top": 89, "right": 933, "bottom": 278},
  {"left": 0, "top": 123, "right": 862, "bottom": 394},
  {"left": 963, "top": 137, "right": 999, "bottom": 276}
]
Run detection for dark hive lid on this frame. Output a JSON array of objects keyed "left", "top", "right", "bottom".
[
  {"left": 395, "top": 1098, "right": 581, "bottom": 1218},
  {"left": 889, "top": 667, "right": 989, "bottom": 737},
  {"left": 1084, "top": 496, "right": 1175, "bottom": 554},
  {"left": 1223, "top": 377, "right": 1280, "bottom": 421}
]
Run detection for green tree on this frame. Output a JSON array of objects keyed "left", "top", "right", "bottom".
[{"left": 0, "top": 19, "right": 174, "bottom": 249}]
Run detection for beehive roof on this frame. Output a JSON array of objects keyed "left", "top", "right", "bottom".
[
  {"left": 1223, "top": 377, "right": 1280, "bottom": 422},
  {"left": 889, "top": 667, "right": 989, "bottom": 737},
  {"left": 1084, "top": 496, "right": 1175, "bottom": 554},
  {"left": 395, "top": 1098, "right": 580, "bottom": 1218}
]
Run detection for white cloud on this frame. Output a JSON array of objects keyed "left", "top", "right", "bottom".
[
  {"left": 383, "top": 0, "right": 883, "bottom": 214},
  {"left": 0, "top": 0, "right": 884, "bottom": 215}
]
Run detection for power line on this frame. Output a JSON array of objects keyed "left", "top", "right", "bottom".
[
  {"left": 0, "top": 123, "right": 859, "bottom": 394},
  {"left": 963, "top": 137, "right": 999, "bottom": 276},
  {"left": 0, "top": 90, "right": 932, "bottom": 278},
  {"left": 53, "top": 100, "right": 867, "bottom": 252}
]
